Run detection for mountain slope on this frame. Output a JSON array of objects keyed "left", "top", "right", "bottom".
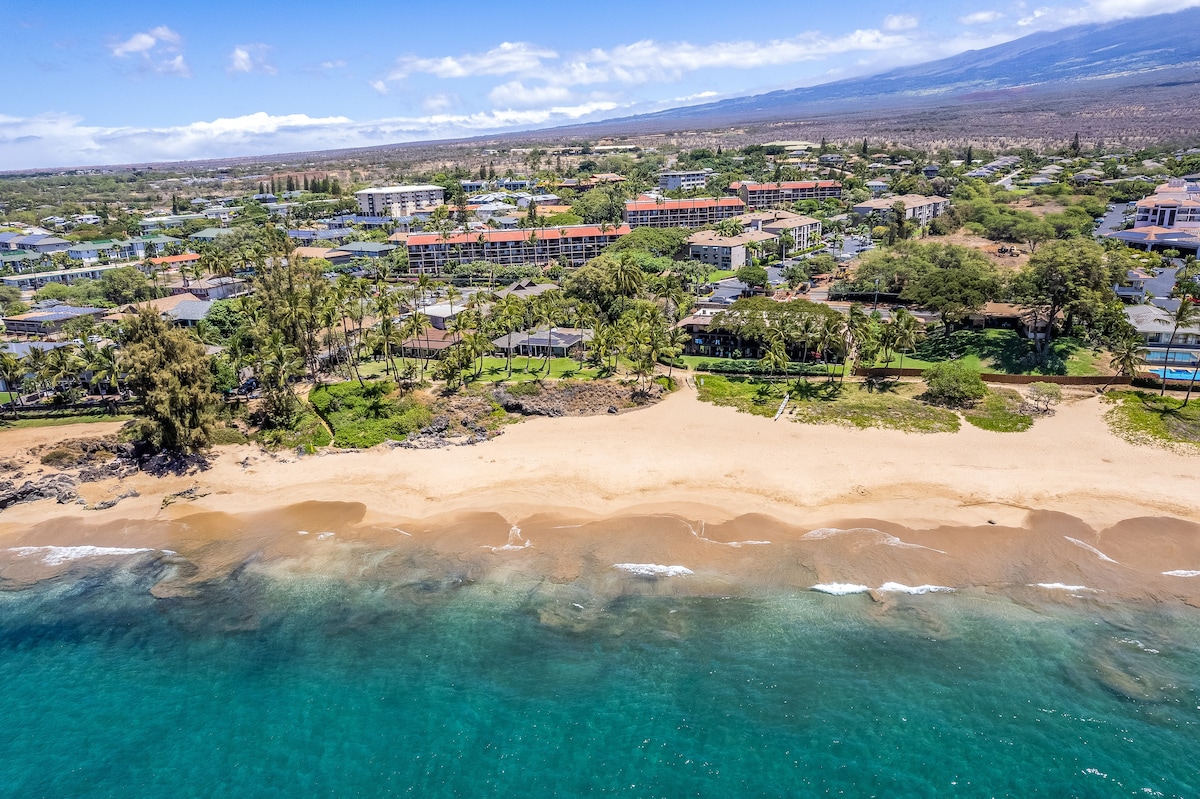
[{"left": 613, "top": 7, "right": 1200, "bottom": 126}]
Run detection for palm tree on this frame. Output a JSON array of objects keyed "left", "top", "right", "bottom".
[
  {"left": 404, "top": 312, "right": 433, "bottom": 377},
  {"left": 1154, "top": 301, "right": 1200, "bottom": 396},
  {"left": 611, "top": 253, "right": 646, "bottom": 298},
  {"left": 891, "top": 308, "right": 920, "bottom": 370},
  {"left": 87, "top": 345, "right": 123, "bottom": 396},
  {"left": 0, "top": 352, "right": 25, "bottom": 418},
  {"left": 1104, "top": 333, "right": 1148, "bottom": 392},
  {"left": 759, "top": 331, "right": 790, "bottom": 379},
  {"left": 44, "top": 345, "right": 83, "bottom": 394},
  {"left": 22, "top": 347, "right": 50, "bottom": 394}
]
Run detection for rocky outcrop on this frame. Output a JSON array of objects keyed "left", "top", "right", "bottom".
[{"left": 0, "top": 474, "right": 79, "bottom": 510}]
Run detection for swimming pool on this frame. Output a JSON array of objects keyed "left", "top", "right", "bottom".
[{"left": 1150, "top": 367, "right": 1200, "bottom": 381}]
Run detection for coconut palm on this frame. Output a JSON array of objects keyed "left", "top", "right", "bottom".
[
  {"left": 87, "top": 345, "right": 123, "bottom": 396},
  {"left": 1104, "top": 333, "right": 1148, "bottom": 392},
  {"left": 891, "top": 308, "right": 921, "bottom": 370},
  {"left": 1154, "top": 300, "right": 1200, "bottom": 396},
  {"left": 0, "top": 352, "right": 25, "bottom": 418}
]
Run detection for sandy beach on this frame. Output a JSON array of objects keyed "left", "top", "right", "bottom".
[{"left": 2, "top": 384, "right": 1200, "bottom": 603}]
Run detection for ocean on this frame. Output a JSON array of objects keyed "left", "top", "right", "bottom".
[{"left": 1, "top": 562, "right": 1198, "bottom": 797}]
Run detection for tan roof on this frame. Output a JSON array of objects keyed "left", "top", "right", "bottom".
[
  {"left": 292, "top": 246, "right": 335, "bottom": 258},
  {"left": 104, "top": 293, "right": 205, "bottom": 321},
  {"left": 687, "top": 229, "right": 776, "bottom": 247}
]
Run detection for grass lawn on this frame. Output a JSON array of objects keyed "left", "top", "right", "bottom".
[
  {"left": 963, "top": 388, "right": 1034, "bottom": 432},
  {"left": 706, "top": 269, "right": 737, "bottom": 282},
  {"left": 695, "top": 374, "right": 959, "bottom": 433},
  {"left": 465, "top": 357, "right": 603, "bottom": 384},
  {"left": 872, "top": 329, "right": 1105, "bottom": 376},
  {"left": 309, "top": 380, "right": 430, "bottom": 448},
  {"left": 255, "top": 410, "right": 332, "bottom": 451},
  {"left": 679, "top": 354, "right": 846, "bottom": 377},
  {"left": 0, "top": 412, "right": 134, "bottom": 430},
  {"left": 0, "top": 392, "right": 15, "bottom": 405},
  {"left": 1103, "top": 390, "right": 1200, "bottom": 450}
]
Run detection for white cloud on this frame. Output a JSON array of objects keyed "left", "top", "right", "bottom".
[
  {"left": 1016, "top": 0, "right": 1200, "bottom": 28},
  {"left": 227, "top": 44, "right": 276, "bottom": 75},
  {"left": 487, "top": 81, "right": 573, "bottom": 107},
  {"left": 959, "top": 10, "right": 1004, "bottom": 24},
  {"left": 883, "top": 14, "right": 919, "bottom": 31},
  {"left": 0, "top": 104, "right": 624, "bottom": 170},
  {"left": 386, "top": 41, "right": 555, "bottom": 81},
  {"left": 319, "top": 60, "right": 346, "bottom": 69},
  {"left": 369, "top": 79, "right": 388, "bottom": 94},
  {"left": 422, "top": 93, "right": 456, "bottom": 112},
  {"left": 109, "top": 25, "right": 189, "bottom": 77}
]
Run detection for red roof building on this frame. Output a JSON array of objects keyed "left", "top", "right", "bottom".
[
  {"left": 623, "top": 197, "right": 746, "bottom": 228},
  {"left": 738, "top": 181, "right": 843, "bottom": 209}
]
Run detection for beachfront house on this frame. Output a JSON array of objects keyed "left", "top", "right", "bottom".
[{"left": 1125, "top": 304, "right": 1200, "bottom": 368}]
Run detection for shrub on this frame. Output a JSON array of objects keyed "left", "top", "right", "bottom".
[
  {"left": 1026, "top": 381, "right": 1063, "bottom": 413},
  {"left": 922, "top": 362, "right": 986, "bottom": 407}
]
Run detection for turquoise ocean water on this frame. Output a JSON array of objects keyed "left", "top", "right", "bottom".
[{"left": 1, "top": 565, "right": 1198, "bottom": 797}]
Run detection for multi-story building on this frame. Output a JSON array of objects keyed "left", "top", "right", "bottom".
[
  {"left": 354, "top": 185, "right": 445, "bottom": 217},
  {"left": 658, "top": 169, "right": 712, "bottom": 192},
  {"left": 734, "top": 210, "right": 822, "bottom": 251},
  {"left": 1125, "top": 304, "right": 1200, "bottom": 368},
  {"left": 686, "top": 230, "right": 777, "bottom": 270},
  {"left": 406, "top": 224, "right": 631, "bottom": 273},
  {"left": 1132, "top": 179, "right": 1200, "bottom": 229},
  {"left": 66, "top": 235, "right": 181, "bottom": 263},
  {"left": 737, "top": 181, "right": 842, "bottom": 209},
  {"left": 852, "top": 195, "right": 950, "bottom": 226},
  {"left": 623, "top": 197, "right": 745, "bottom": 228},
  {"left": 0, "top": 233, "right": 72, "bottom": 254}
]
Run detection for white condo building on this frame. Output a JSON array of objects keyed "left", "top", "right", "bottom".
[{"left": 354, "top": 185, "right": 445, "bottom": 217}]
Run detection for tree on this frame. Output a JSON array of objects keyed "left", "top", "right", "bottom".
[
  {"left": 736, "top": 264, "right": 768, "bottom": 290},
  {"left": 121, "top": 310, "right": 220, "bottom": 453},
  {"left": 1103, "top": 332, "right": 1147, "bottom": 391},
  {"left": 0, "top": 352, "right": 24, "bottom": 418},
  {"left": 901, "top": 251, "right": 999, "bottom": 334},
  {"left": 1027, "top": 382, "right": 1062, "bottom": 413},
  {"left": 1016, "top": 240, "right": 1113, "bottom": 350},
  {"left": 890, "top": 308, "right": 921, "bottom": 369},
  {"left": 1153, "top": 300, "right": 1200, "bottom": 396},
  {"left": 922, "top": 361, "right": 986, "bottom": 407}
]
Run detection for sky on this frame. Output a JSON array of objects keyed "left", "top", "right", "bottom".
[{"left": 2, "top": 0, "right": 1198, "bottom": 171}]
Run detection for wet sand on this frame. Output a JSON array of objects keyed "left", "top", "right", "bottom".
[{"left": 2, "top": 386, "right": 1199, "bottom": 603}]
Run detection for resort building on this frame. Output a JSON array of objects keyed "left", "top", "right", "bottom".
[
  {"left": 1, "top": 264, "right": 125, "bottom": 291},
  {"left": 687, "top": 230, "right": 776, "bottom": 270},
  {"left": 354, "top": 185, "right": 446, "bottom": 217},
  {"left": 1125, "top": 304, "right": 1200, "bottom": 368},
  {"left": 65, "top": 235, "right": 181, "bottom": 263},
  {"left": 737, "top": 181, "right": 842, "bottom": 209},
  {"left": 852, "top": 195, "right": 950, "bottom": 226},
  {"left": 734, "top": 210, "right": 822, "bottom": 251},
  {"left": 1, "top": 302, "right": 108, "bottom": 335},
  {"left": 0, "top": 233, "right": 72, "bottom": 254},
  {"left": 1108, "top": 179, "right": 1200, "bottom": 254},
  {"left": 623, "top": 197, "right": 746, "bottom": 228},
  {"left": 657, "top": 169, "right": 712, "bottom": 192},
  {"left": 405, "top": 224, "right": 630, "bottom": 273},
  {"left": 491, "top": 328, "right": 593, "bottom": 359}
]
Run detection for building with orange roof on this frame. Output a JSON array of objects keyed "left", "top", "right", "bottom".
[
  {"left": 738, "top": 180, "right": 842, "bottom": 209},
  {"left": 623, "top": 196, "right": 746, "bottom": 228}
]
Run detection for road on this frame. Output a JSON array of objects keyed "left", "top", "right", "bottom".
[
  {"left": 1095, "top": 202, "right": 1129, "bottom": 238},
  {"left": 993, "top": 169, "right": 1023, "bottom": 189}
]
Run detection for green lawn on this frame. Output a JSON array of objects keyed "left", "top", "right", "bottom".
[
  {"left": 706, "top": 269, "right": 737, "bottom": 282},
  {"left": 464, "top": 357, "right": 603, "bottom": 384},
  {"left": 0, "top": 412, "right": 134, "bottom": 430},
  {"left": 695, "top": 374, "right": 960, "bottom": 433},
  {"left": 0, "top": 392, "right": 15, "bottom": 405},
  {"left": 963, "top": 388, "right": 1034, "bottom": 432},
  {"left": 309, "top": 381, "right": 430, "bottom": 448},
  {"left": 1103, "top": 391, "right": 1200, "bottom": 450},
  {"left": 679, "top": 355, "right": 846, "bottom": 377},
  {"left": 872, "top": 329, "right": 1105, "bottom": 376}
]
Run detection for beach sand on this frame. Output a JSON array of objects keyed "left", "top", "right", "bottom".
[{"left": 2, "top": 384, "right": 1199, "bottom": 603}]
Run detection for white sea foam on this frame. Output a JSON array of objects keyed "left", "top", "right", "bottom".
[
  {"left": 1030, "top": 583, "right": 1099, "bottom": 593},
  {"left": 7, "top": 546, "right": 154, "bottom": 565},
  {"left": 878, "top": 582, "right": 955, "bottom": 594},
  {"left": 1064, "top": 537, "right": 1119, "bottom": 564},
  {"left": 682, "top": 520, "right": 770, "bottom": 548},
  {"left": 483, "top": 526, "right": 532, "bottom": 553},
  {"left": 810, "top": 583, "right": 871, "bottom": 595},
  {"left": 387, "top": 528, "right": 412, "bottom": 537},
  {"left": 802, "top": 527, "right": 946, "bottom": 554},
  {"left": 613, "top": 563, "right": 694, "bottom": 577},
  {"left": 316, "top": 532, "right": 334, "bottom": 540},
  {"left": 297, "top": 530, "right": 310, "bottom": 535},
  {"left": 1162, "top": 570, "right": 1200, "bottom": 577}
]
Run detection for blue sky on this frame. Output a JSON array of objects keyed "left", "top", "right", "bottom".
[{"left": 2, "top": 0, "right": 1197, "bottom": 170}]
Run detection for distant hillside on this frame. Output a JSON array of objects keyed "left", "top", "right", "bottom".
[{"left": 596, "top": 7, "right": 1200, "bottom": 129}]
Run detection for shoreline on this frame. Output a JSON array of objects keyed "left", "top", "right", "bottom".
[{"left": 2, "top": 386, "right": 1200, "bottom": 604}]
